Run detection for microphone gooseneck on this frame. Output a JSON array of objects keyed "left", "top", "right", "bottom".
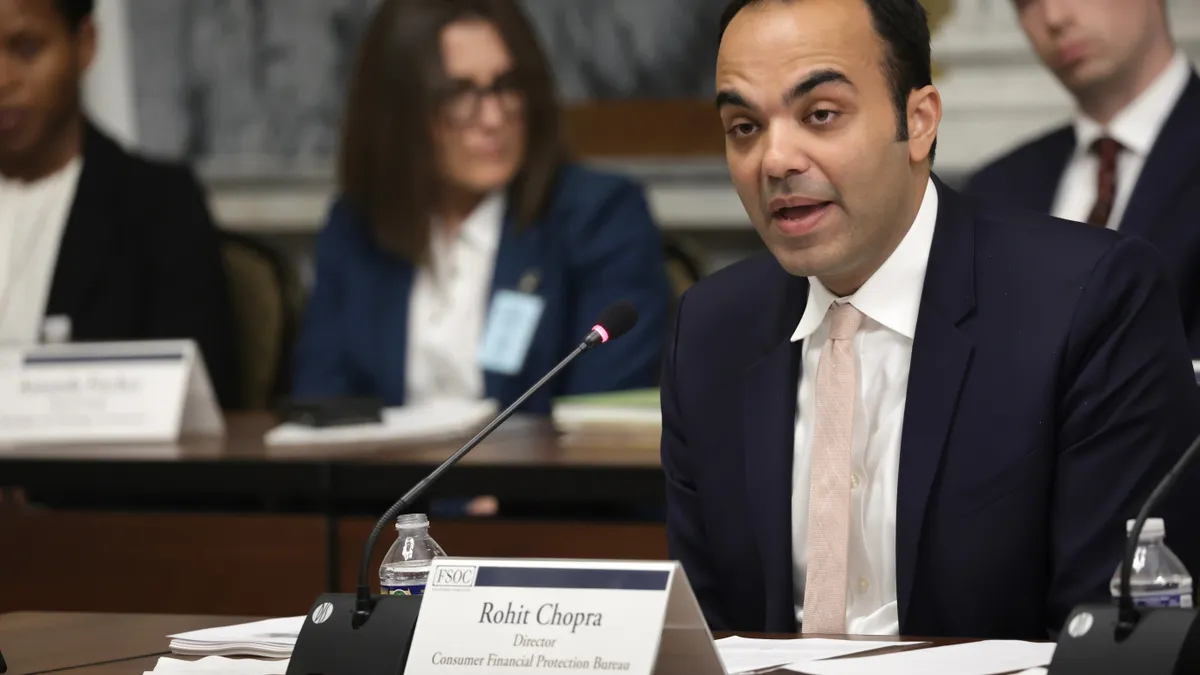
[
  {"left": 1116, "top": 430, "right": 1200, "bottom": 636},
  {"left": 352, "top": 300, "right": 639, "bottom": 624}
]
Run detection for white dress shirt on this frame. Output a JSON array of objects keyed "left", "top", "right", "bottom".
[
  {"left": 0, "top": 157, "right": 83, "bottom": 345},
  {"left": 1051, "top": 51, "right": 1191, "bottom": 229},
  {"left": 405, "top": 191, "right": 505, "bottom": 405},
  {"left": 790, "top": 177, "right": 939, "bottom": 636}
]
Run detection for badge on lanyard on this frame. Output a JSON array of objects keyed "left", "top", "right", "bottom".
[{"left": 477, "top": 270, "right": 545, "bottom": 375}]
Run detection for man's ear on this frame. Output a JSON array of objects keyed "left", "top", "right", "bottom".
[
  {"left": 906, "top": 84, "right": 941, "bottom": 164},
  {"left": 75, "top": 16, "right": 97, "bottom": 74}
]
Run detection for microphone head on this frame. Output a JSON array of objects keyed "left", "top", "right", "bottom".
[{"left": 589, "top": 300, "right": 638, "bottom": 345}]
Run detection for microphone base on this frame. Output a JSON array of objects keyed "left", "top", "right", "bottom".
[
  {"left": 285, "top": 593, "right": 422, "bottom": 675},
  {"left": 1050, "top": 604, "right": 1200, "bottom": 675}
]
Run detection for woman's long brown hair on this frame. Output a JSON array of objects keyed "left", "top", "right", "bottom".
[{"left": 338, "top": 0, "right": 564, "bottom": 263}]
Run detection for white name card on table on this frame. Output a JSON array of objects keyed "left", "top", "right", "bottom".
[
  {"left": 404, "top": 558, "right": 725, "bottom": 675},
  {"left": 0, "top": 340, "right": 223, "bottom": 444}
]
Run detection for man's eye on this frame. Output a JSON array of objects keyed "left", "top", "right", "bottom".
[
  {"left": 727, "top": 122, "right": 758, "bottom": 138},
  {"left": 807, "top": 109, "right": 840, "bottom": 125}
]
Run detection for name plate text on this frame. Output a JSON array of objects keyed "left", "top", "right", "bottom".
[
  {"left": 0, "top": 340, "right": 222, "bottom": 444},
  {"left": 404, "top": 558, "right": 723, "bottom": 675}
]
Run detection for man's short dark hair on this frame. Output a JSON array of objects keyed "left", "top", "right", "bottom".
[
  {"left": 54, "top": 0, "right": 94, "bottom": 32},
  {"left": 719, "top": 0, "right": 936, "bottom": 161}
]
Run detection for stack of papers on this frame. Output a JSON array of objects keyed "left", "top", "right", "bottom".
[
  {"left": 716, "top": 636, "right": 925, "bottom": 674},
  {"left": 786, "top": 640, "right": 1055, "bottom": 675},
  {"left": 146, "top": 656, "right": 289, "bottom": 674},
  {"left": 264, "top": 399, "right": 498, "bottom": 446},
  {"left": 551, "top": 388, "right": 660, "bottom": 434},
  {"left": 167, "top": 617, "right": 303, "bottom": 657}
]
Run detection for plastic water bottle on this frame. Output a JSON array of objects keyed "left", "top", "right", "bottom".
[
  {"left": 379, "top": 513, "right": 446, "bottom": 595},
  {"left": 1110, "top": 518, "right": 1193, "bottom": 608}
]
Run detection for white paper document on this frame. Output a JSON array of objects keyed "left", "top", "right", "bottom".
[
  {"left": 786, "top": 640, "right": 1055, "bottom": 675},
  {"left": 716, "top": 636, "right": 925, "bottom": 674},
  {"left": 264, "top": 399, "right": 497, "bottom": 446},
  {"left": 167, "top": 616, "right": 303, "bottom": 657},
  {"left": 146, "top": 656, "right": 289, "bottom": 674}
]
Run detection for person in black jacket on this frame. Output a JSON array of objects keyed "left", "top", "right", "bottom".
[
  {"left": 0, "top": 0, "right": 239, "bottom": 408},
  {"left": 966, "top": 0, "right": 1200, "bottom": 357}
]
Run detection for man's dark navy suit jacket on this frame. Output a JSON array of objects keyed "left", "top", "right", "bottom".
[
  {"left": 661, "top": 178, "right": 1200, "bottom": 639},
  {"left": 967, "top": 72, "right": 1200, "bottom": 358}
]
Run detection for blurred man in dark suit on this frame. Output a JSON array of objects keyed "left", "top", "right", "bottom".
[
  {"left": 967, "top": 0, "right": 1200, "bottom": 356},
  {"left": 661, "top": 0, "right": 1200, "bottom": 640},
  {"left": 0, "top": 0, "right": 238, "bottom": 408}
]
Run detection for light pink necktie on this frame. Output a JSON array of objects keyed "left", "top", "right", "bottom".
[{"left": 802, "top": 302, "right": 863, "bottom": 634}]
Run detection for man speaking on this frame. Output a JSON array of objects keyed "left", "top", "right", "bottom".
[{"left": 660, "top": 0, "right": 1200, "bottom": 640}]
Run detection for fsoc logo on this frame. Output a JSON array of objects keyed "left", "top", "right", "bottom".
[{"left": 433, "top": 565, "right": 478, "bottom": 588}]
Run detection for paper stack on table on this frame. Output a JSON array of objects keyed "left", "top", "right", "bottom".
[
  {"left": 167, "top": 617, "right": 303, "bottom": 657},
  {"left": 785, "top": 640, "right": 1055, "bottom": 675},
  {"left": 264, "top": 399, "right": 497, "bottom": 446},
  {"left": 715, "top": 636, "right": 926, "bottom": 674},
  {"left": 146, "top": 656, "right": 289, "bottom": 674}
]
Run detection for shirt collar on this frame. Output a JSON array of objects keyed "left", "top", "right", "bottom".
[
  {"left": 791, "top": 177, "right": 939, "bottom": 342},
  {"left": 1073, "top": 51, "right": 1191, "bottom": 158},
  {"left": 457, "top": 189, "right": 507, "bottom": 252}
]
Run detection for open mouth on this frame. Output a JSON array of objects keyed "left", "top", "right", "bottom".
[
  {"left": 773, "top": 204, "right": 829, "bottom": 220},
  {"left": 771, "top": 202, "right": 832, "bottom": 236}
]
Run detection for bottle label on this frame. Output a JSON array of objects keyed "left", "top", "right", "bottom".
[
  {"left": 1132, "top": 593, "right": 1194, "bottom": 608},
  {"left": 381, "top": 582, "right": 427, "bottom": 596}
]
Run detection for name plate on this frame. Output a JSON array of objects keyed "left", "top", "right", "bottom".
[
  {"left": 0, "top": 340, "right": 223, "bottom": 444},
  {"left": 404, "top": 558, "right": 724, "bottom": 675}
]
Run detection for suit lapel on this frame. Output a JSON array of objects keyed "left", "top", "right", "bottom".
[
  {"left": 1020, "top": 129, "right": 1074, "bottom": 214},
  {"left": 896, "top": 177, "right": 976, "bottom": 628},
  {"left": 483, "top": 208, "right": 544, "bottom": 402},
  {"left": 742, "top": 270, "right": 808, "bottom": 631},
  {"left": 1119, "top": 73, "right": 1200, "bottom": 239},
  {"left": 381, "top": 258, "right": 414, "bottom": 404},
  {"left": 44, "top": 124, "right": 120, "bottom": 320}
]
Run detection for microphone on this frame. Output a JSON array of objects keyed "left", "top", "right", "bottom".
[
  {"left": 350, "top": 298, "right": 639, "bottom": 623},
  {"left": 286, "top": 300, "right": 639, "bottom": 675},
  {"left": 1050, "top": 429, "right": 1200, "bottom": 675},
  {"left": 1, "top": 646, "right": 6, "bottom": 674}
]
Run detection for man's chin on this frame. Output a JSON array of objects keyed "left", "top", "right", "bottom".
[
  {"left": 1057, "top": 60, "right": 1115, "bottom": 95},
  {"left": 769, "top": 247, "right": 830, "bottom": 279},
  {"left": 761, "top": 230, "right": 840, "bottom": 278}
]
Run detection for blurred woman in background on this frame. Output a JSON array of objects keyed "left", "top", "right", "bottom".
[{"left": 292, "top": 0, "right": 670, "bottom": 414}]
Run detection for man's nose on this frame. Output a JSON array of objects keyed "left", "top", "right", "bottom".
[{"left": 760, "top": 122, "right": 813, "bottom": 181}]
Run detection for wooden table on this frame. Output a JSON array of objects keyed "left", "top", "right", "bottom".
[
  {"left": 0, "top": 612, "right": 254, "bottom": 675},
  {"left": 0, "top": 612, "right": 976, "bottom": 675},
  {"left": 0, "top": 413, "right": 665, "bottom": 507},
  {"left": 0, "top": 415, "right": 669, "bottom": 616}
]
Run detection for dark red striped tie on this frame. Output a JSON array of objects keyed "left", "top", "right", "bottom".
[{"left": 1087, "top": 137, "right": 1122, "bottom": 228}]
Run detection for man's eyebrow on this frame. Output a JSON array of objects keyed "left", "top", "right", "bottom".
[
  {"left": 715, "top": 89, "right": 755, "bottom": 112},
  {"left": 784, "top": 69, "right": 854, "bottom": 104}
]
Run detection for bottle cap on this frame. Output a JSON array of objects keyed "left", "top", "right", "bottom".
[
  {"left": 1126, "top": 517, "right": 1165, "bottom": 539},
  {"left": 41, "top": 315, "right": 71, "bottom": 344},
  {"left": 396, "top": 513, "right": 429, "bottom": 529}
]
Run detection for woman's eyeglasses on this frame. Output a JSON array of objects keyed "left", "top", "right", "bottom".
[{"left": 441, "top": 73, "right": 525, "bottom": 125}]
